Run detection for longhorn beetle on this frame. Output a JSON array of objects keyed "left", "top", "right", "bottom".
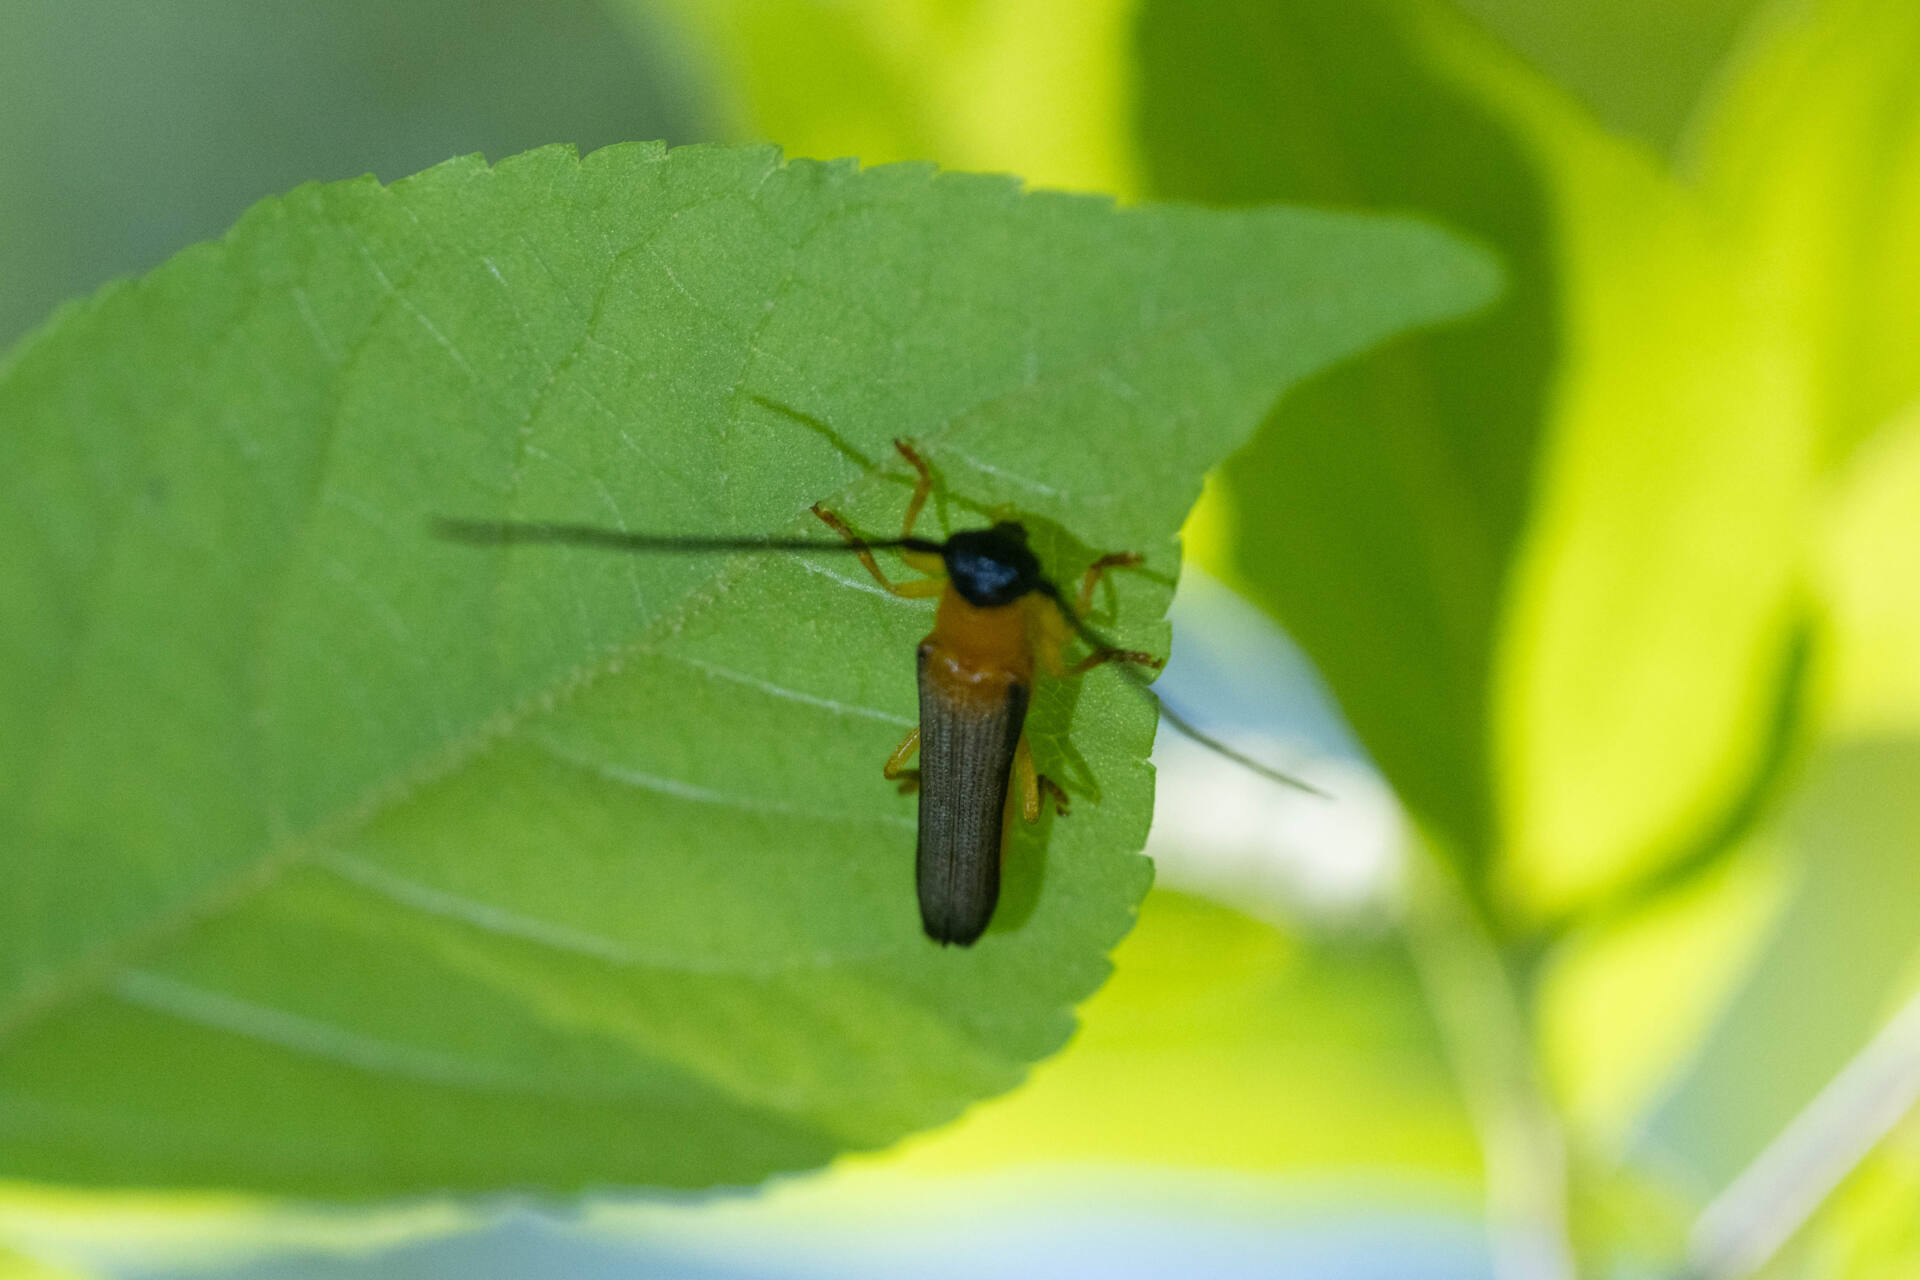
[{"left": 436, "top": 439, "right": 1321, "bottom": 946}]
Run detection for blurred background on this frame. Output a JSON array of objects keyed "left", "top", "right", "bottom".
[{"left": 4, "top": 1, "right": 1919, "bottom": 1277}]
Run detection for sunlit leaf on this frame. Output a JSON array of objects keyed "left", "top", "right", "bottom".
[
  {"left": 1450, "top": 18, "right": 1809, "bottom": 918},
  {"left": 637, "top": 0, "right": 1138, "bottom": 194},
  {"left": 0, "top": 1185, "right": 461, "bottom": 1279},
  {"left": 1694, "top": 0, "right": 1920, "bottom": 467},
  {"left": 0, "top": 141, "right": 1498, "bottom": 1194},
  {"left": 1493, "top": 0, "right": 1920, "bottom": 919},
  {"left": 1821, "top": 403, "right": 1920, "bottom": 735}
]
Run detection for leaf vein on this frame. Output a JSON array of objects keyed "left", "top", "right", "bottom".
[
  {"left": 113, "top": 970, "right": 534, "bottom": 1093},
  {"left": 527, "top": 737, "right": 916, "bottom": 830},
  {"left": 651, "top": 650, "right": 913, "bottom": 726},
  {"left": 320, "top": 853, "right": 855, "bottom": 976}
]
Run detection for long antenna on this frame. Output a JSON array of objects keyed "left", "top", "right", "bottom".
[
  {"left": 436, "top": 515, "right": 1330, "bottom": 800},
  {"left": 1035, "top": 579, "right": 1329, "bottom": 798},
  {"left": 432, "top": 516, "right": 942, "bottom": 557}
]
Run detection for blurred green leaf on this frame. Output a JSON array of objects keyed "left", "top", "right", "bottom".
[
  {"left": 1133, "top": 0, "right": 1915, "bottom": 926},
  {"left": 1494, "top": 0, "right": 1920, "bottom": 917},
  {"left": 1693, "top": 0, "right": 1920, "bottom": 467},
  {"left": 1822, "top": 403, "right": 1920, "bottom": 735},
  {"left": 0, "top": 141, "right": 1498, "bottom": 1194},
  {"left": 0, "top": 0, "right": 709, "bottom": 351},
  {"left": 1134, "top": 0, "right": 1550, "bottom": 881},
  {"left": 0, "top": 1185, "right": 466, "bottom": 1278},
  {"left": 1487, "top": 115, "right": 1811, "bottom": 917},
  {"left": 1447, "top": 0, "right": 1769, "bottom": 156},
  {"left": 639, "top": 0, "right": 1138, "bottom": 193}
]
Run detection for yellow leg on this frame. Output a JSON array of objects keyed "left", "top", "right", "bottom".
[
  {"left": 811, "top": 503, "right": 946, "bottom": 597},
  {"left": 1076, "top": 551, "right": 1145, "bottom": 616},
  {"left": 884, "top": 725, "right": 921, "bottom": 793},
  {"left": 893, "top": 438, "right": 933, "bottom": 540},
  {"left": 1014, "top": 735, "right": 1070, "bottom": 821},
  {"left": 883, "top": 726, "right": 920, "bottom": 777},
  {"left": 892, "top": 439, "right": 947, "bottom": 577}
]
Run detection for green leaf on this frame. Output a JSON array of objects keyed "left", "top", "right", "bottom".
[
  {"left": 1692, "top": 0, "right": 1920, "bottom": 468},
  {"left": 0, "top": 141, "right": 1499, "bottom": 1194},
  {"left": 1446, "top": 0, "right": 1770, "bottom": 156},
  {"left": 1494, "top": 0, "right": 1920, "bottom": 917},
  {"left": 638, "top": 0, "right": 1139, "bottom": 194},
  {"left": 1823, "top": 404, "right": 1920, "bottom": 736},
  {"left": 1134, "top": 0, "right": 1556, "bottom": 878},
  {"left": 0, "top": 0, "right": 708, "bottom": 352},
  {"left": 0, "top": 1184, "right": 467, "bottom": 1277}
]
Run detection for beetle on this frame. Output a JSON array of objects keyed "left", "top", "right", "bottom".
[
  {"left": 806, "top": 440, "right": 1160, "bottom": 945},
  {"left": 436, "top": 438, "right": 1319, "bottom": 946}
]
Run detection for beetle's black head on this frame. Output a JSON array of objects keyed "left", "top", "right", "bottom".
[{"left": 942, "top": 521, "right": 1042, "bottom": 608}]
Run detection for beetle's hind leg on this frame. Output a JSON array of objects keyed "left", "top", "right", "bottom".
[
  {"left": 883, "top": 725, "right": 922, "bottom": 794},
  {"left": 1039, "top": 776, "right": 1070, "bottom": 817}
]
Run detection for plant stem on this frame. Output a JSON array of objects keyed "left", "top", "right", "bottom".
[{"left": 1403, "top": 845, "right": 1579, "bottom": 1280}]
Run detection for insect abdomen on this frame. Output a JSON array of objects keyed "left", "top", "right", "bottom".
[{"left": 914, "top": 642, "right": 1030, "bottom": 946}]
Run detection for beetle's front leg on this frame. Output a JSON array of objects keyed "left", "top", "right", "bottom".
[
  {"left": 1076, "top": 551, "right": 1146, "bottom": 616},
  {"left": 811, "top": 503, "right": 946, "bottom": 597}
]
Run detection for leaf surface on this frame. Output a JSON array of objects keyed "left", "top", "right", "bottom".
[{"left": 0, "top": 142, "right": 1498, "bottom": 1193}]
